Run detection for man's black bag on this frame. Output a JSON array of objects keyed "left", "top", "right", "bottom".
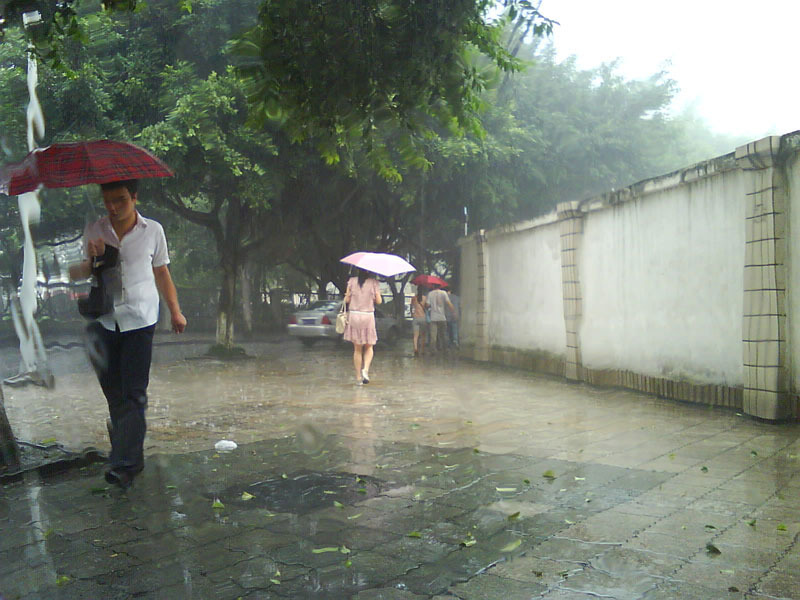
[{"left": 78, "top": 245, "right": 119, "bottom": 319}]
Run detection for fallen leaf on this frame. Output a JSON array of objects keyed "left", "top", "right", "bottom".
[
  {"left": 564, "top": 519, "right": 574, "bottom": 525},
  {"left": 704, "top": 524, "right": 717, "bottom": 530},
  {"left": 344, "top": 559, "right": 352, "bottom": 568},
  {"left": 542, "top": 470, "right": 556, "bottom": 479},
  {"left": 269, "top": 578, "right": 280, "bottom": 585},
  {"left": 720, "top": 569, "right": 735, "bottom": 574},
  {"left": 777, "top": 524, "right": 787, "bottom": 531},
  {"left": 339, "top": 545, "right": 351, "bottom": 554},
  {"left": 460, "top": 538, "right": 477, "bottom": 547},
  {"left": 700, "top": 466, "right": 709, "bottom": 473},
  {"left": 281, "top": 473, "right": 288, "bottom": 479},
  {"left": 500, "top": 539, "right": 522, "bottom": 552},
  {"left": 323, "top": 490, "right": 336, "bottom": 495},
  {"left": 496, "top": 487, "right": 517, "bottom": 493},
  {"left": 747, "top": 519, "right": 757, "bottom": 527},
  {"left": 523, "top": 478, "right": 531, "bottom": 484},
  {"left": 750, "top": 450, "right": 758, "bottom": 457},
  {"left": 407, "top": 531, "right": 422, "bottom": 538},
  {"left": 706, "top": 543, "right": 721, "bottom": 556},
  {"left": 55, "top": 575, "right": 71, "bottom": 586},
  {"left": 211, "top": 499, "right": 225, "bottom": 510},
  {"left": 507, "top": 511, "right": 520, "bottom": 521},
  {"left": 574, "top": 476, "right": 585, "bottom": 481},
  {"left": 241, "top": 492, "right": 255, "bottom": 501},
  {"left": 347, "top": 513, "right": 362, "bottom": 520},
  {"left": 333, "top": 500, "right": 344, "bottom": 508},
  {"left": 311, "top": 547, "right": 340, "bottom": 554}
]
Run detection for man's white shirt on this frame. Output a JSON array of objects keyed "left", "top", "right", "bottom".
[{"left": 83, "top": 212, "right": 170, "bottom": 332}]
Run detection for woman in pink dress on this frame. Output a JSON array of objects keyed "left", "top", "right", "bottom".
[{"left": 343, "top": 269, "right": 382, "bottom": 384}]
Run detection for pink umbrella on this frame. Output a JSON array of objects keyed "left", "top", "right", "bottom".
[{"left": 340, "top": 252, "right": 415, "bottom": 277}]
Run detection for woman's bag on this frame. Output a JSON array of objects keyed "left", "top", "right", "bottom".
[{"left": 335, "top": 301, "right": 348, "bottom": 334}]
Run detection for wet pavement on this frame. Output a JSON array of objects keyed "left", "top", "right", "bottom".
[{"left": 1, "top": 334, "right": 799, "bottom": 599}]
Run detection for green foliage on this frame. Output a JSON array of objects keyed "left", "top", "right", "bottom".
[{"left": 230, "top": 0, "right": 553, "bottom": 169}]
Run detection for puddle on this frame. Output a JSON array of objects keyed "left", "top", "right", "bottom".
[{"left": 220, "top": 470, "right": 386, "bottom": 514}]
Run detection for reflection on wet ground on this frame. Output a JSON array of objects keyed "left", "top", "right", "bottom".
[{"left": 2, "top": 334, "right": 800, "bottom": 599}]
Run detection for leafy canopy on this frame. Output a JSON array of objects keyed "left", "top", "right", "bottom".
[{"left": 230, "top": 0, "right": 553, "bottom": 167}]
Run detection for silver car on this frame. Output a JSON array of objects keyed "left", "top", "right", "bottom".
[{"left": 287, "top": 299, "right": 402, "bottom": 347}]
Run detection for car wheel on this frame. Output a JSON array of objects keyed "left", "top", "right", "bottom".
[{"left": 300, "top": 338, "right": 316, "bottom": 348}]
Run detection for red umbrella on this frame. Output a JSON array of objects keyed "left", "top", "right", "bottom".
[
  {"left": 411, "top": 274, "right": 448, "bottom": 288},
  {"left": 0, "top": 140, "right": 173, "bottom": 196}
]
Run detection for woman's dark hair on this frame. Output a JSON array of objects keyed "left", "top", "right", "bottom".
[
  {"left": 357, "top": 269, "right": 370, "bottom": 287},
  {"left": 416, "top": 288, "right": 424, "bottom": 301}
]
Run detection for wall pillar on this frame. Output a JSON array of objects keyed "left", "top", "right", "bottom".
[
  {"left": 473, "top": 229, "right": 490, "bottom": 361},
  {"left": 736, "top": 136, "right": 791, "bottom": 420},
  {"left": 558, "top": 202, "right": 585, "bottom": 381}
]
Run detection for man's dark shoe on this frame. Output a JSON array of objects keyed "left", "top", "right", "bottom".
[{"left": 104, "top": 468, "right": 134, "bottom": 490}]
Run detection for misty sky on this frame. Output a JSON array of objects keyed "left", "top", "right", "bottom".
[{"left": 540, "top": 0, "right": 799, "bottom": 139}]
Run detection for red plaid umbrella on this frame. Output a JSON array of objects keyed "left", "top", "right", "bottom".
[
  {"left": 0, "top": 140, "right": 173, "bottom": 196},
  {"left": 411, "top": 274, "right": 448, "bottom": 288}
]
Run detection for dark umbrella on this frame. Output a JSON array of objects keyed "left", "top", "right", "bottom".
[
  {"left": 411, "top": 274, "right": 448, "bottom": 288},
  {"left": 0, "top": 140, "right": 173, "bottom": 196}
]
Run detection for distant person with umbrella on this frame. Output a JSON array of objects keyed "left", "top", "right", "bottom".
[
  {"left": 427, "top": 283, "right": 455, "bottom": 353},
  {"left": 410, "top": 287, "right": 428, "bottom": 356},
  {"left": 343, "top": 268, "right": 383, "bottom": 384},
  {"left": 69, "top": 179, "right": 186, "bottom": 489}
]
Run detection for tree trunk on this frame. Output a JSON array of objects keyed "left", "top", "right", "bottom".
[
  {"left": 216, "top": 260, "right": 236, "bottom": 347},
  {"left": 240, "top": 262, "right": 253, "bottom": 336},
  {"left": 214, "top": 196, "right": 244, "bottom": 348},
  {"left": 0, "top": 386, "right": 21, "bottom": 472}
]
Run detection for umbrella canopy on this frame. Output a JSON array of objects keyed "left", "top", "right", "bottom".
[
  {"left": 411, "top": 274, "right": 448, "bottom": 288},
  {"left": 340, "top": 252, "right": 415, "bottom": 278},
  {"left": 0, "top": 140, "right": 173, "bottom": 196}
]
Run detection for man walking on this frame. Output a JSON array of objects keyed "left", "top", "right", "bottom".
[
  {"left": 70, "top": 179, "right": 186, "bottom": 489},
  {"left": 426, "top": 284, "right": 454, "bottom": 353}
]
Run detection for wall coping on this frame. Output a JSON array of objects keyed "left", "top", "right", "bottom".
[{"left": 460, "top": 131, "right": 800, "bottom": 246}]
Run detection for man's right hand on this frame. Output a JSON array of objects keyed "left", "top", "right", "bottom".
[{"left": 87, "top": 238, "right": 106, "bottom": 258}]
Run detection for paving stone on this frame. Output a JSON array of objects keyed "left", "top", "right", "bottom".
[
  {"left": 557, "top": 566, "right": 659, "bottom": 600},
  {"left": 590, "top": 546, "right": 688, "bottom": 579},
  {"left": 492, "top": 555, "right": 582, "bottom": 586},
  {"left": 351, "top": 587, "right": 428, "bottom": 599},
  {"left": 446, "top": 572, "right": 547, "bottom": 599},
  {"left": 640, "top": 578, "right": 748, "bottom": 599},
  {"left": 529, "top": 536, "right": 618, "bottom": 564},
  {"left": 672, "top": 559, "right": 764, "bottom": 595},
  {"left": 757, "top": 567, "right": 800, "bottom": 598},
  {"left": 3, "top": 341, "right": 800, "bottom": 600}
]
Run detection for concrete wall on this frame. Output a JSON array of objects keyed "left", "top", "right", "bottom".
[
  {"left": 580, "top": 168, "right": 745, "bottom": 385},
  {"left": 460, "top": 133, "right": 800, "bottom": 421},
  {"left": 485, "top": 218, "right": 565, "bottom": 355}
]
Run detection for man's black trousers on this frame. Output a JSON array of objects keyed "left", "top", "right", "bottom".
[{"left": 89, "top": 322, "right": 155, "bottom": 472}]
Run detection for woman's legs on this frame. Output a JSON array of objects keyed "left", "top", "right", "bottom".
[
  {"left": 362, "top": 344, "right": 374, "bottom": 378},
  {"left": 352, "top": 342, "right": 364, "bottom": 381},
  {"left": 413, "top": 328, "right": 420, "bottom": 353}
]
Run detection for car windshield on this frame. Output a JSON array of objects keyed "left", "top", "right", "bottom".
[{"left": 300, "top": 300, "right": 340, "bottom": 311}]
